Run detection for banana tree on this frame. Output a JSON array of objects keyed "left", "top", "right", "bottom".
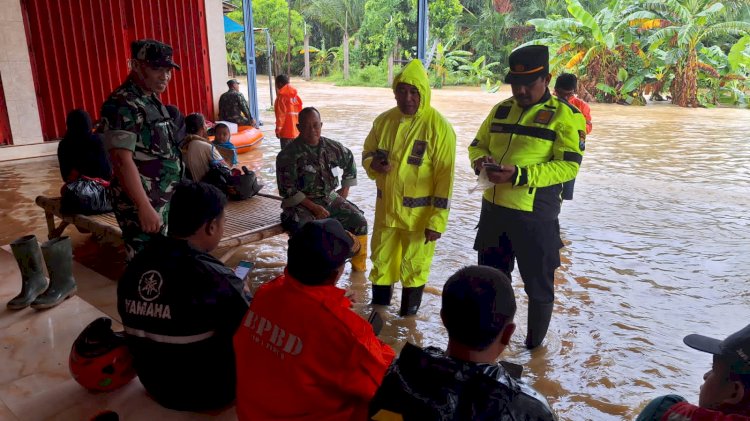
[
  {"left": 458, "top": 55, "right": 502, "bottom": 85},
  {"left": 431, "top": 38, "right": 473, "bottom": 87},
  {"left": 523, "top": 0, "right": 644, "bottom": 102},
  {"left": 629, "top": 0, "right": 750, "bottom": 107}
]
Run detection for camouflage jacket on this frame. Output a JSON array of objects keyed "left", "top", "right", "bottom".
[
  {"left": 275, "top": 136, "right": 357, "bottom": 208},
  {"left": 218, "top": 89, "right": 252, "bottom": 124},
  {"left": 369, "top": 343, "right": 558, "bottom": 421},
  {"left": 100, "top": 78, "right": 183, "bottom": 226}
]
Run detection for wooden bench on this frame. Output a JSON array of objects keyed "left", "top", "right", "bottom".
[{"left": 35, "top": 193, "right": 286, "bottom": 261}]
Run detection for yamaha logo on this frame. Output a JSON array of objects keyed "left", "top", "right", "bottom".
[{"left": 138, "top": 270, "right": 163, "bottom": 302}]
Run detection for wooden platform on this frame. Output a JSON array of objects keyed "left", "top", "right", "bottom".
[{"left": 35, "top": 194, "right": 285, "bottom": 261}]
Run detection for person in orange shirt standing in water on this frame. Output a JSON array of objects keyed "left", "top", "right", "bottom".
[
  {"left": 554, "top": 73, "right": 592, "bottom": 201},
  {"left": 274, "top": 74, "right": 303, "bottom": 149}
]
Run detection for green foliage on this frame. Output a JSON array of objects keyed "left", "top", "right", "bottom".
[
  {"left": 430, "top": 38, "right": 472, "bottom": 88},
  {"left": 329, "top": 63, "right": 392, "bottom": 87},
  {"left": 457, "top": 55, "right": 501, "bottom": 86},
  {"left": 427, "top": 0, "right": 463, "bottom": 43},
  {"left": 358, "top": 0, "right": 415, "bottom": 64},
  {"left": 223, "top": 0, "right": 750, "bottom": 107}
]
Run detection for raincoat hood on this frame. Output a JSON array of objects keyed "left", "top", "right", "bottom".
[{"left": 393, "top": 59, "right": 431, "bottom": 116}]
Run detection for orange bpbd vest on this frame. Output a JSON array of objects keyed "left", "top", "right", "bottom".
[{"left": 233, "top": 272, "right": 395, "bottom": 421}]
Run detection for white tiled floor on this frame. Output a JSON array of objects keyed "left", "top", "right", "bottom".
[{"left": 0, "top": 247, "right": 237, "bottom": 421}]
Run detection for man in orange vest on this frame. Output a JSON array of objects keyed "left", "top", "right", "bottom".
[
  {"left": 554, "top": 73, "right": 592, "bottom": 201},
  {"left": 233, "top": 219, "right": 395, "bottom": 420},
  {"left": 274, "top": 74, "right": 303, "bottom": 149}
]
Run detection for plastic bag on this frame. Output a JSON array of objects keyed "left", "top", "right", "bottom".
[
  {"left": 227, "top": 167, "right": 263, "bottom": 200},
  {"left": 202, "top": 161, "right": 233, "bottom": 196},
  {"left": 468, "top": 169, "right": 495, "bottom": 194},
  {"left": 61, "top": 177, "right": 112, "bottom": 215}
]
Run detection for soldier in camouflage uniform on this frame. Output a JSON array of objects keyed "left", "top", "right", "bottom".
[
  {"left": 276, "top": 107, "right": 368, "bottom": 271},
  {"left": 100, "top": 39, "right": 183, "bottom": 260},
  {"left": 219, "top": 79, "right": 255, "bottom": 126}
]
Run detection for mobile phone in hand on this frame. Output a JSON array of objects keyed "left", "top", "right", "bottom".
[
  {"left": 500, "top": 360, "right": 523, "bottom": 379},
  {"left": 234, "top": 260, "right": 254, "bottom": 281},
  {"left": 367, "top": 310, "right": 384, "bottom": 336},
  {"left": 482, "top": 162, "right": 504, "bottom": 172}
]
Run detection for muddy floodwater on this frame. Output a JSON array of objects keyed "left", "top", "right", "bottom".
[{"left": 1, "top": 79, "right": 749, "bottom": 420}]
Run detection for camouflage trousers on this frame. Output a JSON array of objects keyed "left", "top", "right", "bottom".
[
  {"left": 114, "top": 202, "right": 170, "bottom": 261},
  {"left": 281, "top": 194, "right": 367, "bottom": 236}
]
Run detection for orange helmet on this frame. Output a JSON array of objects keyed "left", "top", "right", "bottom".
[{"left": 69, "top": 317, "right": 136, "bottom": 392}]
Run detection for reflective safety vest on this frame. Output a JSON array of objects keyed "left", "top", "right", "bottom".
[
  {"left": 363, "top": 60, "right": 456, "bottom": 233},
  {"left": 468, "top": 92, "right": 585, "bottom": 218}
]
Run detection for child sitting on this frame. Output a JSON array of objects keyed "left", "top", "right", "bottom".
[
  {"left": 637, "top": 324, "right": 750, "bottom": 420},
  {"left": 212, "top": 123, "right": 239, "bottom": 166}
]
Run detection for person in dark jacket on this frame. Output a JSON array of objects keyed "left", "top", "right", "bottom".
[
  {"left": 369, "top": 265, "right": 557, "bottom": 421},
  {"left": 117, "top": 181, "right": 249, "bottom": 411},
  {"left": 57, "top": 109, "right": 111, "bottom": 182}
]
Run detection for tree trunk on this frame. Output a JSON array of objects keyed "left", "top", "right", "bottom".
[
  {"left": 303, "top": 30, "right": 310, "bottom": 80},
  {"left": 388, "top": 42, "right": 398, "bottom": 85},
  {"left": 286, "top": 0, "right": 292, "bottom": 75},
  {"left": 671, "top": 49, "right": 698, "bottom": 107},
  {"left": 343, "top": 32, "right": 350, "bottom": 80}
]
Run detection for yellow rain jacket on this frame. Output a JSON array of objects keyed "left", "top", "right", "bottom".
[
  {"left": 468, "top": 92, "right": 585, "bottom": 218},
  {"left": 363, "top": 60, "right": 456, "bottom": 234}
]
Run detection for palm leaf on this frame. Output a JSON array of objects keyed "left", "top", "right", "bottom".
[
  {"left": 728, "top": 35, "right": 750, "bottom": 72},
  {"left": 565, "top": 0, "right": 604, "bottom": 44},
  {"left": 647, "top": 27, "right": 679, "bottom": 51},
  {"left": 703, "top": 21, "right": 750, "bottom": 39},
  {"left": 566, "top": 51, "right": 586, "bottom": 68},
  {"left": 640, "top": 0, "right": 691, "bottom": 23}
]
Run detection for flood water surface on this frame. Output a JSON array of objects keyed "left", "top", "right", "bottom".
[{"left": 1, "top": 81, "right": 749, "bottom": 420}]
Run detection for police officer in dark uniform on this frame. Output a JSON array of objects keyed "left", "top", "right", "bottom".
[
  {"left": 101, "top": 39, "right": 184, "bottom": 260},
  {"left": 117, "top": 182, "right": 249, "bottom": 411},
  {"left": 468, "top": 46, "right": 586, "bottom": 349}
]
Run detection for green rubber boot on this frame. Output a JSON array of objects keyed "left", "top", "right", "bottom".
[
  {"left": 31, "top": 236, "right": 77, "bottom": 310},
  {"left": 525, "top": 301, "right": 554, "bottom": 349},
  {"left": 399, "top": 286, "right": 425, "bottom": 317},
  {"left": 7, "top": 235, "right": 48, "bottom": 310}
]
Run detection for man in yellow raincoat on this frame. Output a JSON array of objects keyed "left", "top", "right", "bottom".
[{"left": 363, "top": 59, "right": 456, "bottom": 316}]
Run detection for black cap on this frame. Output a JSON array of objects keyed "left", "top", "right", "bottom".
[
  {"left": 504, "top": 45, "right": 549, "bottom": 85},
  {"left": 227, "top": 79, "right": 240, "bottom": 86},
  {"left": 131, "top": 39, "right": 180, "bottom": 69},
  {"left": 683, "top": 324, "right": 750, "bottom": 374},
  {"left": 287, "top": 219, "right": 360, "bottom": 284}
]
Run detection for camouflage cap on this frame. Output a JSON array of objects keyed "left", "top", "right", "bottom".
[{"left": 131, "top": 39, "right": 180, "bottom": 70}]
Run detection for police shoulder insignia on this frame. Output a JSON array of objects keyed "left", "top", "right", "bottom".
[{"left": 534, "top": 109, "right": 554, "bottom": 125}]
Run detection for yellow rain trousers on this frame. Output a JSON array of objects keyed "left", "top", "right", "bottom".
[{"left": 363, "top": 60, "right": 456, "bottom": 288}]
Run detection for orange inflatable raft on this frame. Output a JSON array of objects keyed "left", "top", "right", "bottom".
[
  {"left": 209, "top": 126, "right": 264, "bottom": 154},
  {"left": 231, "top": 126, "right": 264, "bottom": 154}
]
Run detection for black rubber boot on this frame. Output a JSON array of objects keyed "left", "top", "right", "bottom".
[
  {"left": 31, "top": 236, "right": 77, "bottom": 310},
  {"left": 7, "top": 235, "right": 48, "bottom": 310},
  {"left": 371, "top": 284, "right": 393, "bottom": 306},
  {"left": 399, "top": 286, "right": 425, "bottom": 317},
  {"left": 525, "top": 301, "right": 554, "bottom": 349}
]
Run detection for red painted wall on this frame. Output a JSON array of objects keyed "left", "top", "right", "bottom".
[
  {"left": 0, "top": 76, "right": 12, "bottom": 145},
  {"left": 22, "top": 0, "right": 214, "bottom": 141}
]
